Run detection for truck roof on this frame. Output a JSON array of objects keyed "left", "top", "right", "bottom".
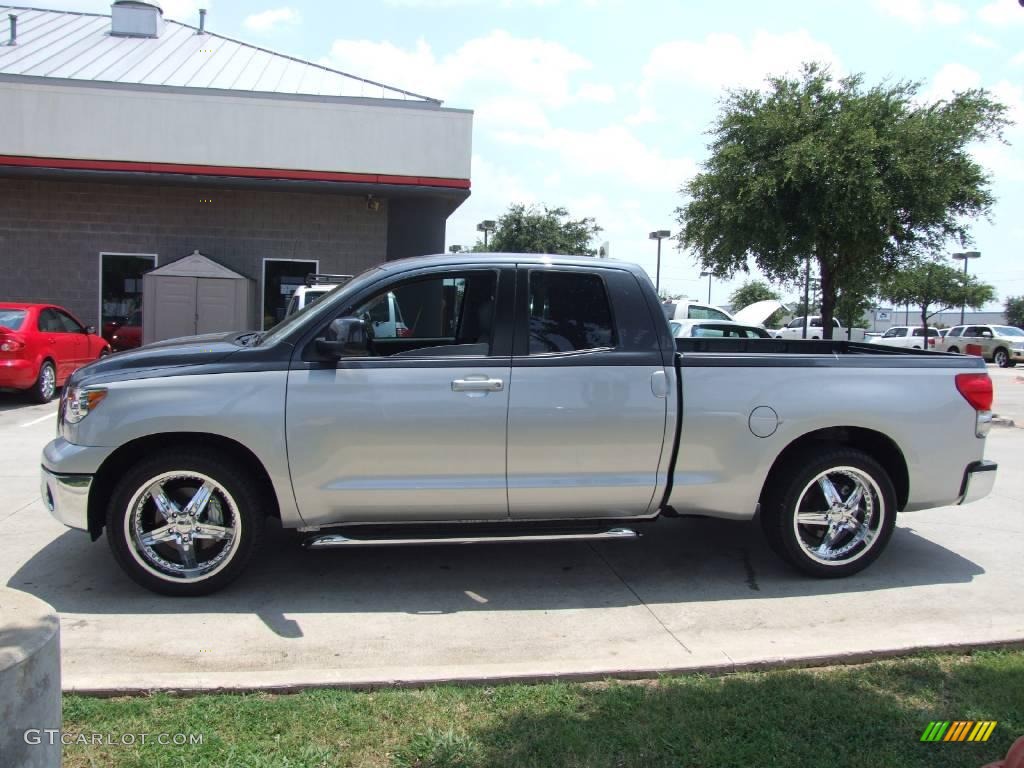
[{"left": 377, "top": 252, "right": 649, "bottom": 278}]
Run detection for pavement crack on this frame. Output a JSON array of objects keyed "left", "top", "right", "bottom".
[{"left": 587, "top": 542, "right": 692, "bottom": 655}]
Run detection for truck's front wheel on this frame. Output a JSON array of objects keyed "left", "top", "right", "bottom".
[
  {"left": 761, "top": 447, "right": 897, "bottom": 578},
  {"left": 106, "top": 451, "right": 265, "bottom": 596}
]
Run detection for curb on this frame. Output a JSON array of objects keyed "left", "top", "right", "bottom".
[
  {"left": 64, "top": 637, "right": 1024, "bottom": 697},
  {"left": 992, "top": 414, "right": 1017, "bottom": 428}
]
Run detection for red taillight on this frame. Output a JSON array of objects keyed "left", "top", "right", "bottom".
[
  {"left": 396, "top": 326, "right": 412, "bottom": 338},
  {"left": 928, "top": 337, "right": 936, "bottom": 347},
  {"left": 0, "top": 336, "right": 25, "bottom": 353},
  {"left": 955, "top": 373, "right": 993, "bottom": 411}
]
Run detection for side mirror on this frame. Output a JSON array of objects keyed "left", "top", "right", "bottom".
[
  {"left": 316, "top": 317, "right": 370, "bottom": 358},
  {"left": 85, "top": 325, "right": 96, "bottom": 335}
]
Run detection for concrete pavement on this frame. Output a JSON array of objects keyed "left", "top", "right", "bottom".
[{"left": 0, "top": 370, "right": 1022, "bottom": 693}]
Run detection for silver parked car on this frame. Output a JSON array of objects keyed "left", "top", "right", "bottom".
[{"left": 938, "top": 325, "right": 1024, "bottom": 367}]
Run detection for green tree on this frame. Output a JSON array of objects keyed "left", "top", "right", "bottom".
[
  {"left": 880, "top": 259, "right": 995, "bottom": 338},
  {"left": 728, "top": 280, "right": 784, "bottom": 326},
  {"left": 476, "top": 204, "right": 602, "bottom": 256},
  {"left": 678, "top": 63, "right": 1008, "bottom": 339},
  {"left": 1005, "top": 296, "right": 1024, "bottom": 328}
]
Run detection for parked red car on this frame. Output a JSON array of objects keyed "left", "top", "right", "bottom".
[
  {"left": 102, "top": 308, "right": 143, "bottom": 351},
  {"left": 0, "top": 303, "right": 111, "bottom": 403}
]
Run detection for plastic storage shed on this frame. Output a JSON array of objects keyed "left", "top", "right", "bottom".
[{"left": 142, "top": 251, "right": 253, "bottom": 344}]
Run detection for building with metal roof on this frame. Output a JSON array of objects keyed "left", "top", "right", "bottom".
[{"left": 0, "top": 2, "right": 473, "bottom": 338}]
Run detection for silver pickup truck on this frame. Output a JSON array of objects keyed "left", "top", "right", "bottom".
[{"left": 41, "top": 254, "right": 997, "bottom": 596}]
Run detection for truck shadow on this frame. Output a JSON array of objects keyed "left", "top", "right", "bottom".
[{"left": 7, "top": 516, "right": 983, "bottom": 632}]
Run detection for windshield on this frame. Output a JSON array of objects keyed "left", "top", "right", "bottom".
[
  {"left": 993, "top": 326, "right": 1024, "bottom": 337},
  {"left": 257, "top": 266, "right": 385, "bottom": 346},
  {"left": 0, "top": 309, "right": 27, "bottom": 330}
]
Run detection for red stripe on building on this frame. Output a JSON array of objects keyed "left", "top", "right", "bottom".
[{"left": 0, "top": 155, "right": 471, "bottom": 190}]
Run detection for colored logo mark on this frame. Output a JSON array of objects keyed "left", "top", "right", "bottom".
[{"left": 920, "top": 721, "right": 997, "bottom": 742}]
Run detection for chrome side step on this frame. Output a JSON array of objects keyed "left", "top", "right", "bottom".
[{"left": 304, "top": 527, "right": 638, "bottom": 550}]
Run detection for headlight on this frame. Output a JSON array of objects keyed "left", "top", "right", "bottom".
[{"left": 64, "top": 387, "right": 108, "bottom": 424}]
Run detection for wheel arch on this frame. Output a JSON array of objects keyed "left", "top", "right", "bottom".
[
  {"left": 759, "top": 426, "right": 909, "bottom": 512},
  {"left": 87, "top": 432, "right": 281, "bottom": 540}
]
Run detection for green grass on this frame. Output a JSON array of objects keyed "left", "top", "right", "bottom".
[{"left": 62, "top": 650, "right": 1023, "bottom": 768}]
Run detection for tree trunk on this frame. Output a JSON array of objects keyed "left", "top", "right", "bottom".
[
  {"left": 921, "top": 305, "right": 930, "bottom": 349},
  {"left": 818, "top": 257, "right": 835, "bottom": 340}
]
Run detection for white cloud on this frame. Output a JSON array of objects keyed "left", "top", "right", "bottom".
[
  {"left": 978, "top": 0, "right": 1024, "bottom": 26},
  {"left": 966, "top": 33, "right": 999, "bottom": 49},
  {"left": 625, "top": 106, "right": 657, "bottom": 126},
  {"left": 1012, "top": 51, "right": 1024, "bottom": 67},
  {"left": 323, "top": 31, "right": 593, "bottom": 106},
  {"left": 494, "top": 124, "right": 696, "bottom": 190},
  {"left": 243, "top": 7, "right": 301, "bottom": 33},
  {"left": 990, "top": 79, "right": 1024, "bottom": 129},
  {"left": 574, "top": 83, "right": 616, "bottom": 103},
  {"left": 640, "top": 30, "right": 841, "bottom": 96},
  {"left": 475, "top": 98, "right": 550, "bottom": 130},
  {"left": 923, "top": 62, "right": 982, "bottom": 102},
  {"left": 874, "top": 0, "right": 966, "bottom": 25}
]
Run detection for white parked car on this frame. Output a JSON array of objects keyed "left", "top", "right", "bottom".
[
  {"left": 871, "top": 326, "right": 940, "bottom": 349},
  {"left": 671, "top": 320, "right": 771, "bottom": 339},
  {"left": 774, "top": 316, "right": 866, "bottom": 341},
  {"left": 662, "top": 298, "right": 784, "bottom": 327},
  {"left": 284, "top": 274, "right": 353, "bottom": 318}
]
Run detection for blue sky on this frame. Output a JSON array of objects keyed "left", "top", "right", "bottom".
[{"left": 49, "top": 0, "right": 1024, "bottom": 308}]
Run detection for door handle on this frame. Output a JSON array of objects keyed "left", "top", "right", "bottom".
[{"left": 451, "top": 378, "right": 504, "bottom": 392}]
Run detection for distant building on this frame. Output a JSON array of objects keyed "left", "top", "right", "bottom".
[
  {"left": 870, "top": 308, "right": 1007, "bottom": 331},
  {"left": 0, "top": 2, "right": 472, "bottom": 330}
]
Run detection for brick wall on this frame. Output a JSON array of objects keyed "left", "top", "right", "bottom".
[{"left": 0, "top": 177, "right": 389, "bottom": 327}]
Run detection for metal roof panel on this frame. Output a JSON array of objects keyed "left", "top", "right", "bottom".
[{"left": 0, "top": 5, "right": 439, "bottom": 103}]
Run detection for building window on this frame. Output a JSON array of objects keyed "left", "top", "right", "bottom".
[
  {"left": 263, "top": 259, "right": 319, "bottom": 330},
  {"left": 100, "top": 252, "right": 157, "bottom": 328}
]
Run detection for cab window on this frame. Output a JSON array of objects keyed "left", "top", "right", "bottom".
[
  {"left": 346, "top": 270, "right": 498, "bottom": 356},
  {"left": 528, "top": 271, "right": 616, "bottom": 353}
]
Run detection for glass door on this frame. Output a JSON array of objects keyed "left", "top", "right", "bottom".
[
  {"left": 262, "top": 259, "right": 318, "bottom": 330},
  {"left": 99, "top": 253, "right": 157, "bottom": 348}
]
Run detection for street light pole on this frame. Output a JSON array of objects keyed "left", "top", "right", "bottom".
[
  {"left": 952, "top": 251, "right": 981, "bottom": 325},
  {"left": 648, "top": 230, "right": 671, "bottom": 293},
  {"left": 699, "top": 271, "right": 712, "bottom": 303}
]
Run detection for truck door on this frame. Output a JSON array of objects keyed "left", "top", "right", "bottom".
[
  {"left": 285, "top": 266, "right": 514, "bottom": 526},
  {"left": 506, "top": 266, "right": 670, "bottom": 519}
]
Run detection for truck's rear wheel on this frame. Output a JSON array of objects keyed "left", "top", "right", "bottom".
[
  {"left": 761, "top": 447, "right": 896, "bottom": 578},
  {"left": 106, "top": 451, "right": 265, "bottom": 596}
]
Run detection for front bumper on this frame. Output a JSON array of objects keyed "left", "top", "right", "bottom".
[
  {"left": 40, "top": 466, "right": 91, "bottom": 531},
  {"left": 959, "top": 460, "right": 997, "bottom": 505},
  {"left": 1010, "top": 348, "right": 1024, "bottom": 363}
]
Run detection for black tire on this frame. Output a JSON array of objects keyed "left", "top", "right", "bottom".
[
  {"left": 994, "top": 348, "right": 1010, "bottom": 368},
  {"left": 760, "top": 446, "right": 897, "bottom": 578},
  {"left": 30, "top": 360, "right": 57, "bottom": 403},
  {"left": 947, "top": 346, "right": 960, "bottom": 354},
  {"left": 106, "top": 450, "right": 265, "bottom": 596}
]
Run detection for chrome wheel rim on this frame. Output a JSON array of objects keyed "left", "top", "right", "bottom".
[
  {"left": 792, "top": 466, "right": 886, "bottom": 566},
  {"left": 124, "top": 471, "right": 241, "bottom": 583},
  {"left": 995, "top": 350, "right": 1007, "bottom": 367},
  {"left": 40, "top": 365, "right": 55, "bottom": 400}
]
